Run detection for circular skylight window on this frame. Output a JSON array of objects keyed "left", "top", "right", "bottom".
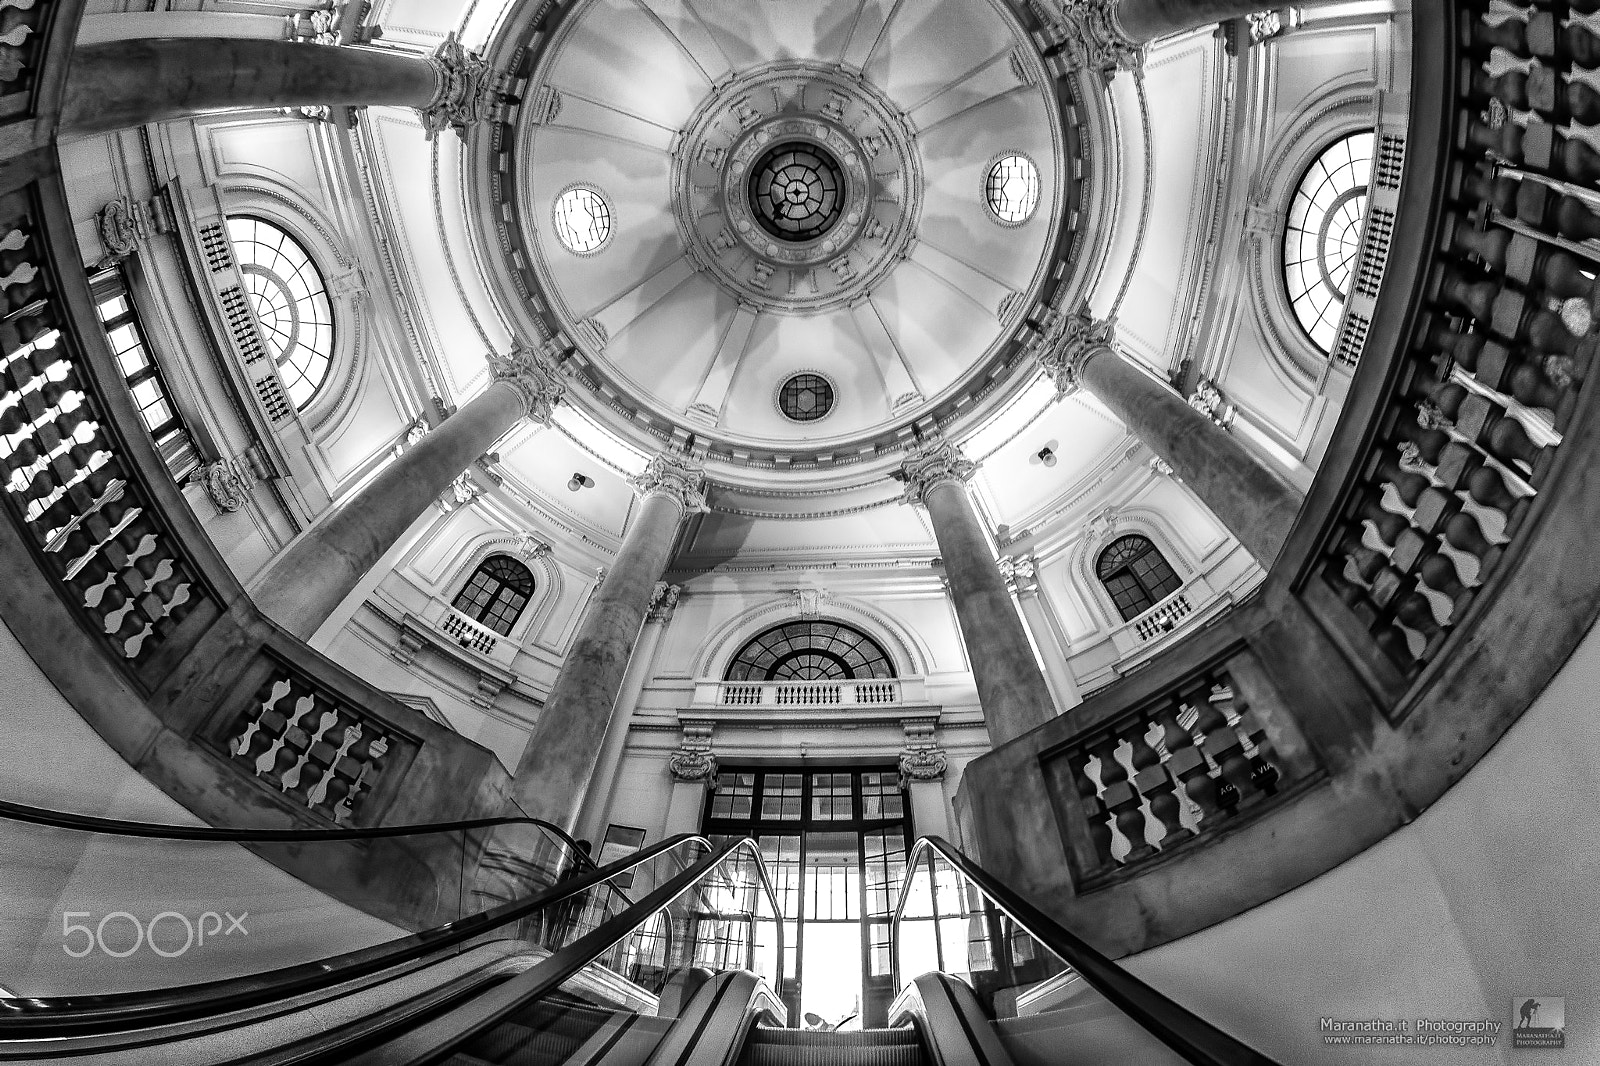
[
  {"left": 985, "top": 153, "right": 1040, "bottom": 225},
  {"left": 749, "top": 142, "right": 845, "bottom": 242},
  {"left": 1283, "top": 131, "right": 1374, "bottom": 352},
  {"left": 226, "top": 216, "right": 334, "bottom": 410},
  {"left": 777, "top": 372, "right": 835, "bottom": 422},
  {"left": 552, "top": 185, "right": 613, "bottom": 254}
]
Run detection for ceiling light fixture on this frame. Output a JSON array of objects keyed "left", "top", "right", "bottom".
[
  {"left": 568, "top": 472, "right": 595, "bottom": 492},
  {"left": 1036, "top": 447, "right": 1057, "bottom": 468}
]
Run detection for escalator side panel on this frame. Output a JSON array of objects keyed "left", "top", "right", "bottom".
[
  {"left": 644, "top": 971, "right": 781, "bottom": 1066},
  {"left": 994, "top": 1000, "right": 1190, "bottom": 1066},
  {"left": 889, "top": 974, "right": 1015, "bottom": 1066}
]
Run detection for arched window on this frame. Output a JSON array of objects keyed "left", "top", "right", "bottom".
[
  {"left": 226, "top": 216, "right": 336, "bottom": 409},
  {"left": 452, "top": 555, "right": 535, "bottom": 636},
  {"left": 724, "top": 621, "right": 895, "bottom": 682},
  {"left": 1097, "top": 535, "right": 1182, "bottom": 622},
  {"left": 1282, "top": 131, "right": 1375, "bottom": 353}
]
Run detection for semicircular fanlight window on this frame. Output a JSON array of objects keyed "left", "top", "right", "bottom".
[
  {"left": 724, "top": 621, "right": 896, "bottom": 682},
  {"left": 227, "top": 216, "right": 335, "bottom": 410},
  {"left": 1283, "top": 131, "right": 1375, "bottom": 352}
]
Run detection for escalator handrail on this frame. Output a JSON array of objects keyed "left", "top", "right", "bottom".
[
  {"left": 0, "top": 796, "right": 592, "bottom": 859},
  {"left": 891, "top": 836, "right": 1283, "bottom": 1066},
  {"left": 0, "top": 833, "right": 714, "bottom": 1041},
  {"left": 334, "top": 836, "right": 783, "bottom": 1066}
]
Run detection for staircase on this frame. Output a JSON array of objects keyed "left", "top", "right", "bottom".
[{"left": 738, "top": 1026, "right": 928, "bottom": 1066}]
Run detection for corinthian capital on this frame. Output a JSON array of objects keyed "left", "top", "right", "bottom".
[
  {"left": 487, "top": 340, "right": 565, "bottom": 425},
  {"left": 898, "top": 437, "right": 977, "bottom": 507},
  {"left": 419, "top": 32, "right": 501, "bottom": 140},
  {"left": 1034, "top": 0, "right": 1145, "bottom": 77},
  {"left": 629, "top": 454, "right": 709, "bottom": 513},
  {"left": 1030, "top": 307, "right": 1117, "bottom": 393}
]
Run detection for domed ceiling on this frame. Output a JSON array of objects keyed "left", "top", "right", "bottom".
[{"left": 471, "top": 0, "right": 1088, "bottom": 480}]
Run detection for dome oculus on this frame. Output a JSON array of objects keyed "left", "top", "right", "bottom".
[
  {"left": 985, "top": 154, "right": 1041, "bottom": 225},
  {"left": 1283, "top": 131, "right": 1374, "bottom": 352},
  {"left": 552, "top": 185, "right": 613, "bottom": 255},
  {"left": 750, "top": 142, "right": 845, "bottom": 243},
  {"left": 777, "top": 372, "right": 835, "bottom": 422}
]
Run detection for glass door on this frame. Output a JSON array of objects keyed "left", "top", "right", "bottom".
[{"left": 703, "top": 767, "right": 910, "bottom": 1028}]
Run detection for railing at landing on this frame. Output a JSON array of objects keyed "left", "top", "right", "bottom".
[{"left": 695, "top": 675, "right": 926, "bottom": 709}]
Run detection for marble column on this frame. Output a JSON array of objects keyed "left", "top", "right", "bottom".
[
  {"left": 1000, "top": 554, "right": 1082, "bottom": 712},
  {"left": 253, "top": 343, "right": 563, "bottom": 640},
  {"left": 901, "top": 439, "right": 1057, "bottom": 747},
  {"left": 511, "top": 455, "right": 707, "bottom": 830},
  {"left": 575, "top": 582, "right": 680, "bottom": 846},
  {"left": 1035, "top": 310, "right": 1305, "bottom": 566},
  {"left": 61, "top": 33, "right": 500, "bottom": 138}
]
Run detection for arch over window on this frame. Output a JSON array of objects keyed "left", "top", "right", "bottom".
[
  {"left": 452, "top": 555, "right": 535, "bottom": 636},
  {"left": 724, "top": 621, "right": 895, "bottom": 682},
  {"left": 1282, "top": 131, "right": 1374, "bottom": 353},
  {"left": 226, "top": 216, "right": 336, "bottom": 409},
  {"left": 1097, "top": 535, "right": 1182, "bottom": 622}
]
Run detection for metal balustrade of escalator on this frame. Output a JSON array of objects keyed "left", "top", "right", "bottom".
[{"left": 0, "top": 816, "right": 1283, "bottom": 1065}]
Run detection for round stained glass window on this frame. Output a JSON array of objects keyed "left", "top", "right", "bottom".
[
  {"left": 552, "top": 185, "right": 613, "bottom": 254},
  {"left": 226, "top": 216, "right": 334, "bottom": 410},
  {"left": 1283, "top": 132, "right": 1375, "bottom": 352},
  {"left": 777, "top": 372, "right": 835, "bottom": 422},
  {"left": 749, "top": 142, "right": 846, "bottom": 242},
  {"left": 985, "top": 153, "right": 1040, "bottom": 224}
]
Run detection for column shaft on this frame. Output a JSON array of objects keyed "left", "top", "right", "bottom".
[
  {"left": 61, "top": 39, "right": 438, "bottom": 136},
  {"left": 512, "top": 493, "right": 685, "bottom": 829},
  {"left": 925, "top": 482, "right": 1057, "bottom": 746},
  {"left": 1017, "top": 590, "right": 1081, "bottom": 711},
  {"left": 575, "top": 613, "right": 668, "bottom": 845},
  {"left": 1078, "top": 347, "right": 1304, "bottom": 565},
  {"left": 253, "top": 380, "right": 525, "bottom": 639},
  {"left": 1115, "top": 0, "right": 1307, "bottom": 43}
]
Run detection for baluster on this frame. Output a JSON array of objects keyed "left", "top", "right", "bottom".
[
  {"left": 281, "top": 704, "right": 338, "bottom": 797},
  {"left": 1078, "top": 746, "right": 1118, "bottom": 867},
  {"left": 1139, "top": 713, "right": 1190, "bottom": 844},
  {"left": 230, "top": 677, "right": 292, "bottom": 762},
  {"left": 1216, "top": 684, "right": 1280, "bottom": 798},
  {"left": 256, "top": 688, "right": 314, "bottom": 782},
  {"left": 1085, "top": 735, "right": 1138, "bottom": 865}
]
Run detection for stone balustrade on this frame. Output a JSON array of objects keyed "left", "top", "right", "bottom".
[
  {"left": 1054, "top": 659, "right": 1317, "bottom": 881},
  {"left": 0, "top": 186, "right": 212, "bottom": 675},
  {"left": 1314, "top": 0, "right": 1600, "bottom": 683},
  {"left": 440, "top": 605, "right": 501, "bottom": 656},
  {"left": 692, "top": 676, "right": 926, "bottom": 709}
]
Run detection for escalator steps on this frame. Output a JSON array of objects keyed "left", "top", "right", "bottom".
[
  {"left": 462, "top": 997, "right": 617, "bottom": 1066},
  {"left": 739, "top": 1026, "right": 926, "bottom": 1066}
]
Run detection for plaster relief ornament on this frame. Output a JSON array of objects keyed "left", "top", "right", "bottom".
[
  {"left": 1031, "top": 308, "right": 1118, "bottom": 394},
  {"left": 512, "top": 532, "right": 552, "bottom": 561},
  {"left": 285, "top": 5, "right": 342, "bottom": 45},
  {"left": 437, "top": 471, "right": 484, "bottom": 512},
  {"left": 998, "top": 554, "right": 1039, "bottom": 594},
  {"left": 668, "top": 748, "right": 718, "bottom": 781},
  {"left": 898, "top": 437, "right": 977, "bottom": 507},
  {"left": 898, "top": 746, "right": 949, "bottom": 784},
  {"left": 788, "top": 588, "right": 830, "bottom": 619},
  {"left": 1084, "top": 505, "right": 1120, "bottom": 547},
  {"left": 648, "top": 582, "right": 682, "bottom": 623},
  {"left": 1188, "top": 378, "right": 1236, "bottom": 429},
  {"left": 190, "top": 457, "right": 255, "bottom": 514},
  {"left": 628, "top": 453, "right": 710, "bottom": 513},
  {"left": 1031, "top": 0, "right": 1147, "bottom": 77},
  {"left": 486, "top": 340, "right": 566, "bottom": 426},
  {"left": 393, "top": 415, "right": 429, "bottom": 459},
  {"left": 419, "top": 33, "right": 502, "bottom": 141}
]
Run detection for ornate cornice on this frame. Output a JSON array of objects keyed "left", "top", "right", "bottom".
[
  {"left": 419, "top": 33, "right": 501, "bottom": 141},
  {"left": 1030, "top": 307, "right": 1118, "bottom": 393},
  {"left": 898, "top": 437, "right": 977, "bottom": 508},
  {"left": 629, "top": 454, "right": 710, "bottom": 514},
  {"left": 486, "top": 339, "right": 566, "bottom": 425}
]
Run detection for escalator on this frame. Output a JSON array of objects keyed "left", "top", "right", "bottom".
[{"left": 0, "top": 805, "right": 1280, "bottom": 1065}]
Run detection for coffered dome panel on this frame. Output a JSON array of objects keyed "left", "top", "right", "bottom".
[{"left": 540, "top": 1, "right": 712, "bottom": 130}]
